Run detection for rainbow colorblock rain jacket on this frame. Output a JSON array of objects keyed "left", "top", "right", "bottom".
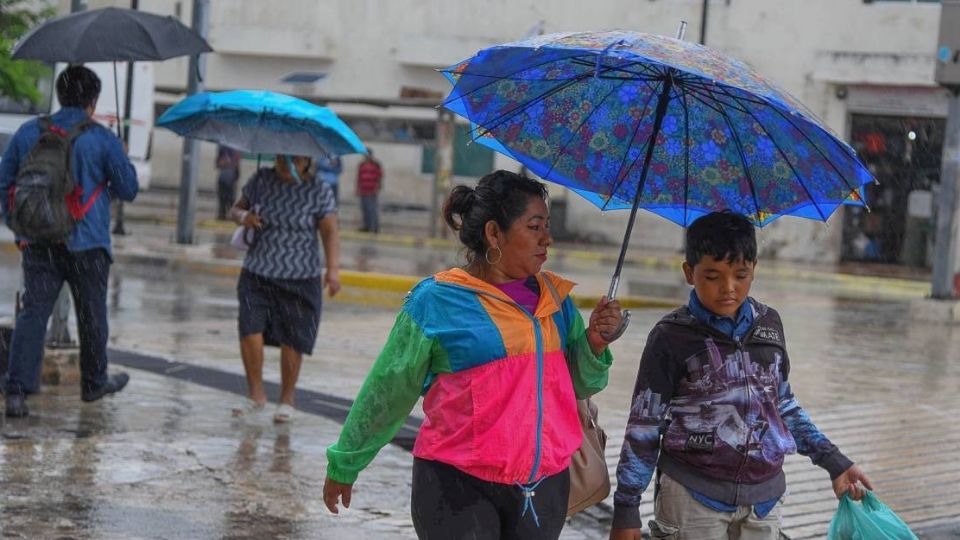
[{"left": 326, "top": 268, "right": 613, "bottom": 486}]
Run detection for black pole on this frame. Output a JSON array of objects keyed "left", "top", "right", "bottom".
[
  {"left": 700, "top": 0, "right": 709, "bottom": 45},
  {"left": 112, "top": 63, "right": 122, "bottom": 139},
  {"left": 607, "top": 72, "right": 675, "bottom": 300},
  {"left": 113, "top": 0, "right": 139, "bottom": 236}
]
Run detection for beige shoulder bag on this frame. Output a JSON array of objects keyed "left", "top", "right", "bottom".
[{"left": 540, "top": 276, "right": 612, "bottom": 516}]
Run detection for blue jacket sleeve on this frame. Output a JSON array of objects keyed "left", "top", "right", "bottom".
[
  {"left": 101, "top": 128, "right": 138, "bottom": 202},
  {"left": 612, "top": 325, "right": 677, "bottom": 529}
]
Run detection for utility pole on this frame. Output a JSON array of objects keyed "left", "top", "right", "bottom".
[
  {"left": 175, "top": 0, "right": 210, "bottom": 244},
  {"left": 699, "top": 0, "right": 709, "bottom": 45},
  {"left": 430, "top": 109, "right": 454, "bottom": 238},
  {"left": 932, "top": 1, "right": 960, "bottom": 299},
  {"left": 932, "top": 91, "right": 960, "bottom": 298}
]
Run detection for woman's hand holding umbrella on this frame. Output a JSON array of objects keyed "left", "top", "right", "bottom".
[{"left": 586, "top": 296, "right": 624, "bottom": 355}]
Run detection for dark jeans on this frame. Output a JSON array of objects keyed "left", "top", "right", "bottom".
[
  {"left": 411, "top": 458, "right": 570, "bottom": 540},
  {"left": 360, "top": 194, "right": 379, "bottom": 233},
  {"left": 4, "top": 245, "right": 111, "bottom": 396}
]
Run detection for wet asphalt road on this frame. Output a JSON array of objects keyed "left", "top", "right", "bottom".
[{"left": 0, "top": 238, "right": 958, "bottom": 538}]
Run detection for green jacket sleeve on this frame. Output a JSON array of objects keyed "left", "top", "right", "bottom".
[
  {"left": 326, "top": 309, "right": 435, "bottom": 484},
  {"left": 565, "top": 304, "right": 613, "bottom": 399}
]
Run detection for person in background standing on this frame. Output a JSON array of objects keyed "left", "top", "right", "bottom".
[
  {"left": 216, "top": 144, "right": 242, "bottom": 220},
  {"left": 315, "top": 155, "right": 342, "bottom": 203},
  {"left": 356, "top": 150, "right": 382, "bottom": 233}
]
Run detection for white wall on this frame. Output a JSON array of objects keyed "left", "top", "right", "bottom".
[{"left": 69, "top": 0, "right": 947, "bottom": 262}]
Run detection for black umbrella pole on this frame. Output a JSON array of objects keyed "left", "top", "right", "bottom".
[
  {"left": 607, "top": 74, "right": 674, "bottom": 300},
  {"left": 112, "top": 62, "right": 122, "bottom": 139}
]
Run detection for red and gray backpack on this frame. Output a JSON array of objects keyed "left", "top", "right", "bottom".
[{"left": 7, "top": 116, "right": 105, "bottom": 242}]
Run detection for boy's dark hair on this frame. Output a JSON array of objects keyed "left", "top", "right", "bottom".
[
  {"left": 56, "top": 66, "right": 101, "bottom": 109},
  {"left": 442, "top": 170, "right": 548, "bottom": 264},
  {"left": 685, "top": 210, "right": 757, "bottom": 266}
]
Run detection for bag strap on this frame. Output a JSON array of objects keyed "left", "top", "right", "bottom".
[
  {"left": 542, "top": 275, "right": 565, "bottom": 323},
  {"left": 541, "top": 274, "right": 574, "bottom": 366},
  {"left": 249, "top": 168, "right": 268, "bottom": 206},
  {"left": 63, "top": 119, "right": 105, "bottom": 221},
  {"left": 68, "top": 182, "right": 106, "bottom": 220},
  {"left": 544, "top": 274, "right": 601, "bottom": 420}
]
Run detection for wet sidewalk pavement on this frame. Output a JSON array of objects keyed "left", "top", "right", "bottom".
[{"left": 0, "top": 367, "right": 421, "bottom": 539}]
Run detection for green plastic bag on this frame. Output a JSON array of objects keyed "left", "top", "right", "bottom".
[{"left": 827, "top": 492, "right": 918, "bottom": 540}]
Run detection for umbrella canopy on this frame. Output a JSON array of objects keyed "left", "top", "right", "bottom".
[
  {"left": 442, "top": 31, "right": 875, "bottom": 228},
  {"left": 157, "top": 90, "right": 367, "bottom": 158},
  {"left": 11, "top": 7, "right": 212, "bottom": 63}
]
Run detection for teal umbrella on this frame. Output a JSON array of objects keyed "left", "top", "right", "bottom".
[{"left": 157, "top": 90, "right": 366, "bottom": 157}]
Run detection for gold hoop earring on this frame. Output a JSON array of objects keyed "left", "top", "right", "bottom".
[{"left": 485, "top": 246, "right": 502, "bottom": 265}]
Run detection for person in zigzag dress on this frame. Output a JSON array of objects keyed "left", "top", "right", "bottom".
[{"left": 229, "top": 154, "right": 341, "bottom": 424}]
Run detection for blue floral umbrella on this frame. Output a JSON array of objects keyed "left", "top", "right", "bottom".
[
  {"left": 442, "top": 31, "right": 876, "bottom": 303},
  {"left": 157, "top": 90, "right": 366, "bottom": 157}
]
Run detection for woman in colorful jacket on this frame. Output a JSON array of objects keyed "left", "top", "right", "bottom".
[{"left": 323, "top": 170, "right": 624, "bottom": 539}]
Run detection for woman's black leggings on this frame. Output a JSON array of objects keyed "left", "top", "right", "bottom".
[{"left": 411, "top": 458, "right": 570, "bottom": 540}]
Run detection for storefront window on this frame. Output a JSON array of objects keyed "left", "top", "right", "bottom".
[{"left": 842, "top": 115, "right": 945, "bottom": 266}]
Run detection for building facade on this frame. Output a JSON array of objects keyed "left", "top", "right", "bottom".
[{"left": 66, "top": 0, "right": 949, "bottom": 264}]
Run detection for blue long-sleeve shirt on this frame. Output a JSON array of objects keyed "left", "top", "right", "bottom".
[{"left": 0, "top": 107, "right": 138, "bottom": 257}]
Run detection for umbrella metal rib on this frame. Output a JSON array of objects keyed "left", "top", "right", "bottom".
[
  {"left": 608, "top": 71, "right": 675, "bottom": 300},
  {"left": 722, "top": 89, "right": 835, "bottom": 222},
  {"left": 602, "top": 77, "right": 665, "bottom": 210},
  {"left": 765, "top": 100, "right": 875, "bottom": 190},
  {"left": 711, "top": 88, "right": 767, "bottom": 225},
  {"left": 543, "top": 79, "right": 628, "bottom": 186}
]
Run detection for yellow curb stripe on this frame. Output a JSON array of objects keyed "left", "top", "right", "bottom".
[
  {"left": 179, "top": 216, "right": 931, "bottom": 294},
  {"left": 340, "top": 271, "right": 419, "bottom": 293}
]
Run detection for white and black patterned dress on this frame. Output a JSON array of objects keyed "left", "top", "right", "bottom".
[{"left": 236, "top": 167, "right": 337, "bottom": 354}]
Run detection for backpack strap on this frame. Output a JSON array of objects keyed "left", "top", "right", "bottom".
[
  {"left": 63, "top": 119, "right": 105, "bottom": 221},
  {"left": 67, "top": 182, "right": 106, "bottom": 220}
]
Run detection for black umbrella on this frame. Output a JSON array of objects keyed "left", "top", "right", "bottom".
[
  {"left": 10, "top": 7, "right": 212, "bottom": 63},
  {"left": 11, "top": 6, "right": 213, "bottom": 235},
  {"left": 10, "top": 6, "right": 212, "bottom": 139}
]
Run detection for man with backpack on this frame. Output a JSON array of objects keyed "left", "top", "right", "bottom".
[{"left": 0, "top": 65, "right": 139, "bottom": 417}]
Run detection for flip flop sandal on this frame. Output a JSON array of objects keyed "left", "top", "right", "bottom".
[
  {"left": 273, "top": 404, "right": 295, "bottom": 424},
  {"left": 232, "top": 398, "right": 265, "bottom": 418}
]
